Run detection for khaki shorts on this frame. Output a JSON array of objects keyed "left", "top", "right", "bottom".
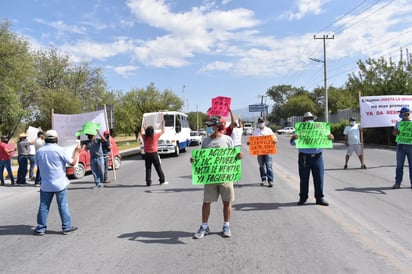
[
  {"left": 203, "top": 183, "right": 235, "bottom": 203},
  {"left": 346, "top": 144, "right": 362, "bottom": 156}
]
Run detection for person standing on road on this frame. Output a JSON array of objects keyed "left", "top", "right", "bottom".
[
  {"left": 0, "top": 135, "right": 17, "bottom": 186},
  {"left": 16, "top": 133, "right": 32, "bottom": 185},
  {"left": 192, "top": 116, "right": 243, "bottom": 239},
  {"left": 290, "top": 112, "right": 334, "bottom": 206},
  {"left": 34, "top": 131, "right": 45, "bottom": 187},
  {"left": 343, "top": 117, "right": 367, "bottom": 170},
  {"left": 102, "top": 130, "right": 112, "bottom": 183},
  {"left": 225, "top": 108, "right": 243, "bottom": 148},
  {"left": 33, "top": 129, "right": 81, "bottom": 236},
  {"left": 141, "top": 116, "right": 168, "bottom": 186},
  {"left": 392, "top": 106, "right": 412, "bottom": 189},
  {"left": 86, "top": 130, "right": 107, "bottom": 188},
  {"left": 251, "top": 116, "right": 277, "bottom": 187}
]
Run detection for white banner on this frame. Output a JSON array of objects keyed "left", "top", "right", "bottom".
[
  {"left": 52, "top": 110, "right": 108, "bottom": 139},
  {"left": 359, "top": 95, "right": 412, "bottom": 128}
]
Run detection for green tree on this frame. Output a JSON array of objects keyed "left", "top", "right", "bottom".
[
  {"left": 115, "top": 83, "right": 183, "bottom": 138},
  {"left": 187, "top": 111, "right": 208, "bottom": 130},
  {"left": 0, "top": 20, "right": 36, "bottom": 138}
]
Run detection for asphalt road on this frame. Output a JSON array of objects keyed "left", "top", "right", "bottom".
[{"left": 1, "top": 136, "right": 412, "bottom": 274}]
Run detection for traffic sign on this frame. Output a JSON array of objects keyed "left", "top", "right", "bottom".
[{"left": 249, "top": 104, "right": 268, "bottom": 112}]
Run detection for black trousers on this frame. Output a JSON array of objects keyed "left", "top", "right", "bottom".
[{"left": 145, "top": 152, "right": 165, "bottom": 185}]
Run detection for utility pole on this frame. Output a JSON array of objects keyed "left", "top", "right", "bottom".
[
  {"left": 258, "top": 95, "right": 268, "bottom": 120},
  {"left": 314, "top": 34, "right": 334, "bottom": 122}
]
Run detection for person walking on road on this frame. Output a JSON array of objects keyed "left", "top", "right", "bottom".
[
  {"left": 251, "top": 116, "right": 277, "bottom": 187},
  {"left": 141, "top": 116, "right": 168, "bottom": 186},
  {"left": 343, "top": 117, "right": 367, "bottom": 169},
  {"left": 0, "top": 135, "right": 16, "bottom": 186},
  {"left": 33, "top": 129, "right": 81, "bottom": 236},
  {"left": 290, "top": 112, "right": 334, "bottom": 206},
  {"left": 16, "top": 133, "right": 32, "bottom": 185},
  {"left": 192, "top": 116, "right": 243, "bottom": 239},
  {"left": 392, "top": 106, "right": 412, "bottom": 189},
  {"left": 86, "top": 130, "right": 107, "bottom": 188}
]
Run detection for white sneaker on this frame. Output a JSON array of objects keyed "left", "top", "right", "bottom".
[
  {"left": 260, "top": 180, "right": 267, "bottom": 186},
  {"left": 160, "top": 181, "right": 169, "bottom": 185},
  {"left": 222, "top": 224, "right": 231, "bottom": 237},
  {"left": 194, "top": 225, "right": 209, "bottom": 239}
]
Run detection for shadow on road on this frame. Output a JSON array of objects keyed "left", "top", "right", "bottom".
[
  {"left": 0, "top": 225, "right": 62, "bottom": 236},
  {"left": 335, "top": 186, "right": 395, "bottom": 194},
  {"left": 232, "top": 202, "right": 297, "bottom": 211},
  {"left": 118, "top": 230, "right": 195, "bottom": 244}
]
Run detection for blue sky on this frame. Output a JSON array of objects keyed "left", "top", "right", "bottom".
[{"left": 2, "top": 0, "right": 412, "bottom": 117}]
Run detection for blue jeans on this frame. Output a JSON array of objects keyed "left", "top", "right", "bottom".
[
  {"left": 17, "top": 155, "right": 28, "bottom": 184},
  {"left": 91, "top": 156, "right": 105, "bottom": 186},
  {"left": 36, "top": 188, "right": 72, "bottom": 232},
  {"left": 395, "top": 144, "right": 412, "bottom": 185},
  {"left": 298, "top": 153, "right": 324, "bottom": 200},
  {"left": 0, "top": 159, "right": 15, "bottom": 184},
  {"left": 28, "top": 155, "right": 36, "bottom": 178},
  {"left": 257, "top": 154, "right": 274, "bottom": 183}
]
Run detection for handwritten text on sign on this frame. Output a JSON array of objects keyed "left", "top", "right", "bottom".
[
  {"left": 396, "top": 121, "right": 412, "bottom": 144},
  {"left": 248, "top": 135, "right": 277, "bottom": 155},
  {"left": 207, "top": 96, "right": 231, "bottom": 117},
  {"left": 192, "top": 147, "right": 241, "bottom": 184},
  {"left": 295, "top": 122, "right": 333, "bottom": 149}
]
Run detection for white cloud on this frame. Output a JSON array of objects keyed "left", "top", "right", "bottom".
[
  {"left": 60, "top": 38, "right": 135, "bottom": 62},
  {"left": 200, "top": 61, "right": 233, "bottom": 72},
  {"left": 34, "top": 18, "right": 87, "bottom": 35},
  {"left": 287, "top": 0, "right": 330, "bottom": 21},
  {"left": 110, "top": 65, "right": 139, "bottom": 77}
]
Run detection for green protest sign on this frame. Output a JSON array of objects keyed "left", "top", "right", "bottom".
[
  {"left": 396, "top": 121, "right": 412, "bottom": 144},
  {"left": 295, "top": 122, "right": 333, "bottom": 148},
  {"left": 191, "top": 147, "right": 242, "bottom": 184},
  {"left": 75, "top": 121, "right": 101, "bottom": 136}
]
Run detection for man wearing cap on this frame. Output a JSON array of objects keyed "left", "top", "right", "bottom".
[
  {"left": 251, "top": 116, "right": 277, "bottom": 187},
  {"left": 290, "top": 112, "right": 334, "bottom": 206},
  {"left": 392, "top": 106, "right": 412, "bottom": 189},
  {"left": 16, "top": 133, "right": 32, "bottom": 185},
  {"left": 33, "top": 129, "right": 81, "bottom": 236},
  {"left": 0, "top": 135, "right": 17, "bottom": 186},
  {"left": 192, "top": 116, "right": 243, "bottom": 239},
  {"left": 343, "top": 117, "right": 366, "bottom": 169}
]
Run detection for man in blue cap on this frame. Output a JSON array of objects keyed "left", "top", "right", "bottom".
[{"left": 392, "top": 106, "right": 412, "bottom": 189}]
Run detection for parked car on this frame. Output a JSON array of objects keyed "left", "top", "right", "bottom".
[
  {"left": 189, "top": 131, "right": 202, "bottom": 146},
  {"left": 276, "top": 127, "right": 295, "bottom": 135},
  {"left": 66, "top": 137, "right": 121, "bottom": 179}
]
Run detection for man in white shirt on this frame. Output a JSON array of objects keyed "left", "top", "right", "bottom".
[
  {"left": 251, "top": 117, "right": 277, "bottom": 187},
  {"left": 343, "top": 117, "right": 366, "bottom": 169}
]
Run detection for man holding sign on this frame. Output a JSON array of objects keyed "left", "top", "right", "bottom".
[
  {"left": 251, "top": 117, "right": 277, "bottom": 187},
  {"left": 191, "top": 117, "right": 243, "bottom": 239},
  {"left": 290, "top": 112, "right": 334, "bottom": 206},
  {"left": 392, "top": 107, "right": 412, "bottom": 189}
]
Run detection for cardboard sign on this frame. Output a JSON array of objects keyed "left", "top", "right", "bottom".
[
  {"left": 248, "top": 135, "right": 277, "bottom": 155},
  {"left": 396, "top": 121, "right": 412, "bottom": 144},
  {"left": 207, "top": 96, "right": 231, "bottom": 117},
  {"left": 295, "top": 122, "right": 333, "bottom": 149},
  {"left": 192, "top": 147, "right": 241, "bottom": 184}
]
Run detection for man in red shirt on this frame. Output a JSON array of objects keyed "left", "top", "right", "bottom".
[
  {"left": 0, "top": 135, "right": 17, "bottom": 186},
  {"left": 141, "top": 117, "right": 168, "bottom": 186}
]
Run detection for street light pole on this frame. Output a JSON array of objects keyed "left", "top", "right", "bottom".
[{"left": 314, "top": 34, "right": 334, "bottom": 122}]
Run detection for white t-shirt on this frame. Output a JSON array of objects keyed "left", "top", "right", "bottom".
[
  {"left": 343, "top": 124, "right": 361, "bottom": 145},
  {"left": 252, "top": 126, "right": 274, "bottom": 136},
  {"left": 231, "top": 127, "right": 243, "bottom": 146}
]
